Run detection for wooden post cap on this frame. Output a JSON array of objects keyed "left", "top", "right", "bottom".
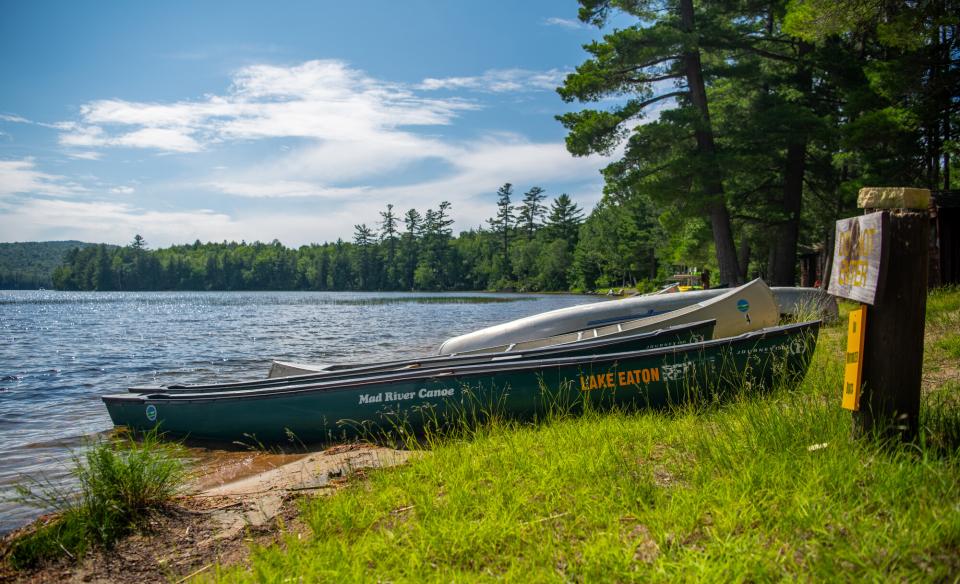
[{"left": 857, "top": 187, "right": 931, "bottom": 210}]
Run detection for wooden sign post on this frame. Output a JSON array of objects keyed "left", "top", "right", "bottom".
[{"left": 829, "top": 187, "right": 930, "bottom": 442}]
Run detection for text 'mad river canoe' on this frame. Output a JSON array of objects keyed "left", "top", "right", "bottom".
[
  {"left": 103, "top": 321, "right": 820, "bottom": 444},
  {"left": 130, "top": 320, "right": 716, "bottom": 394}
]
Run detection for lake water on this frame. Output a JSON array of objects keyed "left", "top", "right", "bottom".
[{"left": 0, "top": 290, "right": 597, "bottom": 532}]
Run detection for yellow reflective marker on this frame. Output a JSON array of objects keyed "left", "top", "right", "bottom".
[{"left": 842, "top": 305, "right": 867, "bottom": 411}]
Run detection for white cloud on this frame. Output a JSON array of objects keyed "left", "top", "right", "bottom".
[
  {"left": 205, "top": 180, "right": 369, "bottom": 199},
  {"left": 59, "top": 122, "right": 201, "bottom": 152},
  {"left": 369, "top": 134, "right": 606, "bottom": 212},
  {"left": 0, "top": 113, "right": 31, "bottom": 124},
  {"left": 197, "top": 130, "right": 606, "bottom": 209},
  {"left": 57, "top": 60, "right": 477, "bottom": 154},
  {"left": 9, "top": 59, "right": 613, "bottom": 244},
  {"left": 543, "top": 17, "right": 585, "bottom": 29},
  {"left": 418, "top": 68, "right": 566, "bottom": 93},
  {"left": 0, "top": 158, "right": 86, "bottom": 197},
  {"left": 66, "top": 151, "right": 102, "bottom": 160},
  {"left": 0, "top": 137, "right": 609, "bottom": 245},
  {"left": 112, "top": 128, "right": 201, "bottom": 152},
  {"left": 0, "top": 197, "right": 413, "bottom": 247},
  {"left": 58, "top": 125, "right": 106, "bottom": 147},
  {"left": 0, "top": 199, "right": 238, "bottom": 245}
]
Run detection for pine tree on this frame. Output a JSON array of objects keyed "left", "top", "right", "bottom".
[
  {"left": 516, "top": 186, "right": 547, "bottom": 240},
  {"left": 559, "top": 0, "right": 743, "bottom": 284},
  {"left": 353, "top": 223, "right": 378, "bottom": 290},
  {"left": 379, "top": 204, "right": 400, "bottom": 288},
  {"left": 400, "top": 208, "right": 422, "bottom": 290},
  {"left": 545, "top": 194, "right": 585, "bottom": 250},
  {"left": 488, "top": 183, "right": 515, "bottom": 276}
]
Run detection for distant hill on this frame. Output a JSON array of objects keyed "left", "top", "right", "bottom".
[{"left": 0, "top": 241, "right": 106, "bottom": 289}]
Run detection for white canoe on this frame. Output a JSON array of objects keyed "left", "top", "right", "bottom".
[{"left": 438, "top": 278, "right": 782, "bottom": 354}]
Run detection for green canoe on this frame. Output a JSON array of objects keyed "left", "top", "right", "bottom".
[
  {"left": 102, "top": 321, "right": 819, "bottom": 444},
  {"left": 128, "top": 319, "right": 716, "bottom": 394}
]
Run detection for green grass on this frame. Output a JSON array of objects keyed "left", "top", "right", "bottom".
[
  {"left": 4, "top": 430, "right": 186, "bottom": 569},
  {"left": 207, "top": 289, "right": 960, "bottom": 582},
  {"left": 935, "top": 334, "right": 960, "bottom": 359}
]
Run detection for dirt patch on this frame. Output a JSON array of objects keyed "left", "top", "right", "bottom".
[{"left": 1, "top": 444, "right": 412, "bottom": 583}]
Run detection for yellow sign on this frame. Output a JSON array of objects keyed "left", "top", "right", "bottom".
[{"left": 842, "top": 306, "right": 867, "bottom": 411}]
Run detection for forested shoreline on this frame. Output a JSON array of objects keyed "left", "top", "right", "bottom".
[
  {"left": 0, "top": 241, "right": 105, "bottom": 290},
  {"left": 50, "top": 187, "right": 663, "bottom": 292}
]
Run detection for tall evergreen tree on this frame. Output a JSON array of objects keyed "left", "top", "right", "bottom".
[
  {"left": 488, "top": 183, "right": 515, "bottom": 276},
  {"left": 400, "top": 208, "right": 422, "bottom": 290},
  {"left": 516, "top": 186, "right": 547, "bottom": 240},
  {"left": 544, "top": 194, "right": 585, "bottom": 250},
  {"left": 559, "top": 0, "right": 746, "bottom": 284},
  {"left": 353, "top": 223, "right": 378, "bottom": 290},
  {"left": 379, "top": 204, "right": 400, "bottom": 288}
]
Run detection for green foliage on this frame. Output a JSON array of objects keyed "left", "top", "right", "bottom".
[
  {"left": 0, "top": 241, "right": 105, "bottom": 289},
  {"left": 5, "top": 431, "right": 185, "bottom": 569},
  {"left": 559, "top": 0, "right": 958, "bottom": 285}
]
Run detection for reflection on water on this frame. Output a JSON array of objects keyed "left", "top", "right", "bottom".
[{"left": 0, "top": 290, "right": 596, "bottom": 532}]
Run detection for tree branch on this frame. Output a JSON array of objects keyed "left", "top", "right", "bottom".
[
  {"left": 616, "top": 55, "right": 682, "bottom": 75},
  {"left": 743, "top": 46, "right": 798, "bottom": 63},
  {"left": 632, "top": 90, "right": 689, "bottom": 111},
  {"left": 626, "top": 73, "right": 685, "bottom": 84},
  {"left": 743, "top": 34, "right": 799, "bottom": 46}
]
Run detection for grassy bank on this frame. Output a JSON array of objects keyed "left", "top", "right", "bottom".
[
  {"left": 218, "top": 290, "right": 960, "bottom": 582},
  {"left": 2, "top": 431, "right": 185, "bottom": 570}
]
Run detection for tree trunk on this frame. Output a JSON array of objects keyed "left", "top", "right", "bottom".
[
  {"left": 770, "top": 42, "right": 812, "bottom": 286},
  {"left": 708, "top": 201, "right": 742, "bottom": 285},
  {"left": 769, "top": 140, "right": 805, "bottom": 285},
  {"left": 738, "top": 235, "right": 751, "bottom": 281},
  {"left": 678, "top": 0, "right": 742, "bottom": 285}
]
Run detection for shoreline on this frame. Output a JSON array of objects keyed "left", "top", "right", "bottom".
[{"left": 0, "top": 443, "right": 413, "bottom": 583}]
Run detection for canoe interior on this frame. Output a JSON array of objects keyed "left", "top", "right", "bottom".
[{"left": 129, "top": 319, "right": 717, "bottom": 394}]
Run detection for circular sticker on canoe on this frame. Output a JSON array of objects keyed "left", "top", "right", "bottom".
[
  {"left": 736, "top": 299, "right": 750, "bottom": 313},
  {"left": 145, "top": 404, "right": 157, "bottom": 422}
]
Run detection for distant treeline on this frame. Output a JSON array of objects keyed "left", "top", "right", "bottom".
[
  {"left": 51, "top": 185, "right": 668, "bottom": 292},
  {"left": 0, "top": 241, "right": 105, "bottom": 290}
]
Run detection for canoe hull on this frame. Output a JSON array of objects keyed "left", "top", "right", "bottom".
[{"left": 104, "top": 322, "right": 819, "bottom": 444}]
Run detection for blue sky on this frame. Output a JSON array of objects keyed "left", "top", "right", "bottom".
[{"left": 0, "top": 1, "right": 627, "bottom": 247}]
